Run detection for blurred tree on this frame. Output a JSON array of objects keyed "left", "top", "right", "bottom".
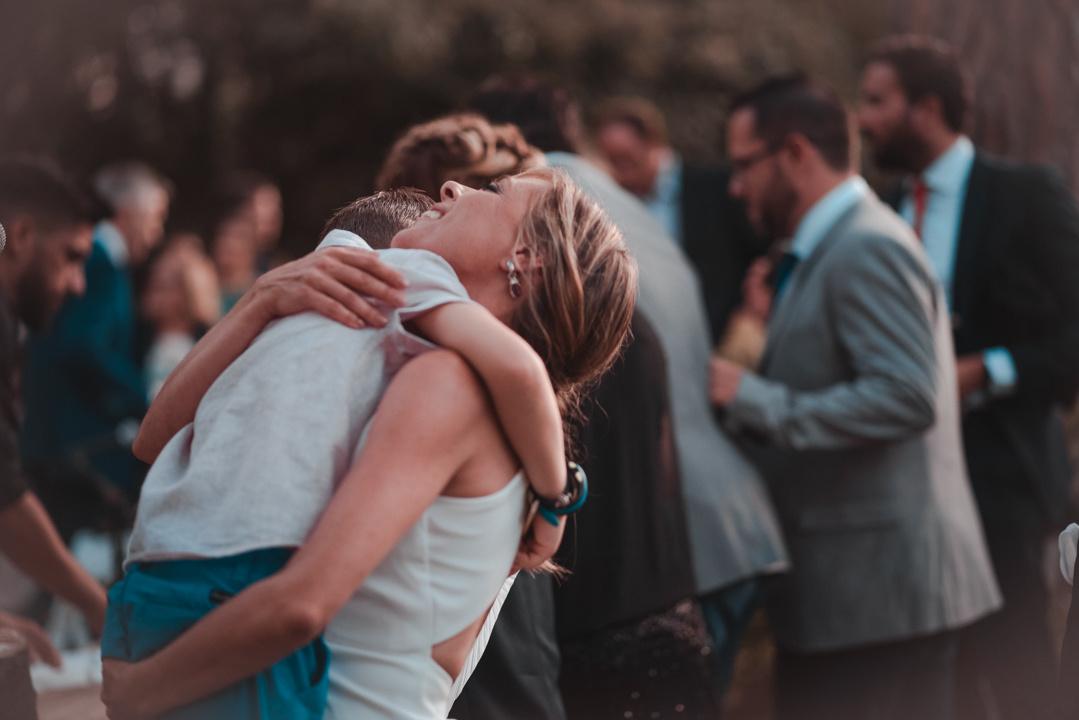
[{"left": 889, "top": 0, "right": 1079, "bottom": 187}]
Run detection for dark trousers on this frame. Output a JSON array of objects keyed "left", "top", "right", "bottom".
[
  {"left": 698, "top": 577, "right": 761, "bottom": 700},
  {"left": 1061, "top": 555, "right": 1079, "bottom": 719},
  {"left": 957, "top": 492, "right": 1057, "bottom": 720},
  {"left": 776, "top": 631, "right": 958, "bottom": 720},
  {"left": 450, "top": 573, "right": 566, "bottom": 720}
]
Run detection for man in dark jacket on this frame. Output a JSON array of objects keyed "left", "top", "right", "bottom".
[{"left": 858, "top": 35, "right": 1079, "bottom": 720}]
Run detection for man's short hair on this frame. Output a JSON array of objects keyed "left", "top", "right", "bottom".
[
  {"left": 866, "top": 35, "right": 970, "bottom": 133},
  {"left": 593, "top": 97, "right": 669, "bottom": 146},
  {"left": 0, "top": 157, "right": 98, "bottom": 234},
  {"left": 729, "top": 74, "right": 851, "bottom": 171},
  {"left": 321, "top": 189, "right": 434, "bottom": 250},
  {"left": 93, "top": 161, "right": 172, "bottom": 215},
  {"left": 465, "top": 74, "right": 581, "bottom": 155}
]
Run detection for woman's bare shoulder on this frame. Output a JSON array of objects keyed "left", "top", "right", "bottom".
[{"left": 391, "top": 350, "right": 491, "bottom": 422}]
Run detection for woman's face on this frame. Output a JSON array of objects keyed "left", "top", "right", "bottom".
[{"left": 391, "top": 171, "right": 550, "bottom": 287}]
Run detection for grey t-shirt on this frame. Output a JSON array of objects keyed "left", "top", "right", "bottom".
[{"left": 126, "top": 232, "right": 470, "bottom": 565}]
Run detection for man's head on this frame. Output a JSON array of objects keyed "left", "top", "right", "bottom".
[
  {"left": 93, "top": 162, "right": 172, "bottom": 265},
  {"left": 221, "top": 172, "right": 283, "bottom": 255},
  {"left": 726, "top": 74, "right": 853, "bottom": 241},
  {"left": 858, "top": 35, "right": 969, "bottom": 173},
  {"left": 0, "top": 158, "right": 96, "bottom": 330},
  {"left": 465, "top": 75, "right": 583, "bottom": 155},
  {"left": 322, "top": 188, "right": 434, "bottom": 250},
  {"left": 593, "top": 97, "right": 671, "bottom": 197}
]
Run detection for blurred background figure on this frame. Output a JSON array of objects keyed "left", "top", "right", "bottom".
[
  {"left": 220, "top": 172, "right": 285, "bottom": 273},
  {"left": 593, "top": 97, "right": 766, "bottom": 345},
  {"left": 858, "top": 35, "right": 1079, "bottom": 720},
  {"left": 210, "top": 207, "right": 258, "bottom": 315},
  {"left": 468, "top": 75, "right": 788, "bottom": 715},
  {"left": 21, "top": 161, "right": 170, "bottom": 505},
  {"left": 376, "top": 113, "right": 544, "bottom": 199},
  {"left": 0, "top": 158, "right": 106, "bottom": 672},
  {"left": 141, "top": 235, "right": 220, "bottom": 400}
]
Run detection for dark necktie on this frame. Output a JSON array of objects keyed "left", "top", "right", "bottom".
[{"left": 770, "top": 251, "right": 801, "bottom": 304}]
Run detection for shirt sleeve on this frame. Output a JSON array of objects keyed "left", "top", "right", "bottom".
[
  {"left": 377, "top": 249, "right": 473, "bottom": 319},
  {"left": 983, "top": 347, "right": 1018, "bottom": 397}
]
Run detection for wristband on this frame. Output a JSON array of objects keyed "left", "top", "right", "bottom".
[{"left": 536, "top": 462, "right": 588, "bottom": 526}]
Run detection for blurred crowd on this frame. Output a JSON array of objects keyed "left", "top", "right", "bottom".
[{"left": 2, "top": 31, "right": 1079, "bottom": 720}]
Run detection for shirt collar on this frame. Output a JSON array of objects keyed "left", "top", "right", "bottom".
[
  {"left": 317, "top": 229, "right": 373, "bottom": 251},
  {"left": 919, "top": 135, "right": 975, "bottom": 195},
  {"left": 789, "top": 175, "right": 870, "bottom": 261},
  {"left": 94, "top": 221, "right": 129, "bottom": 268},
  {"left": 649, "top": 151, "right": 681, "bottom": 204}
]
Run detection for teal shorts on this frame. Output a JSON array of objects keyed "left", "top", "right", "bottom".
[{"left": 102, "top": 547, "right": 328, "bottom": 720}]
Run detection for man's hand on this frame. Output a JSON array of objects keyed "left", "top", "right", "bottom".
[
  {"left": 512, "top": 509, "right": 566, "bottom": 573},
  {"left": 711, "top": 356, "right": 745, "bottom": 407},
  {"left": 742, "top": 256, "right": 775, "bottom": 322},
  {"left": 0, "top": 609, "right": 61, "bottom": 668},
  {"left": 246, "top": 247, "right": 408, "bottom": 329},
  {"left": 957, "top": 354, "right": 988, "bottom": 400}
]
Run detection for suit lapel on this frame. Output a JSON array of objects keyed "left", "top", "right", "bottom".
[
  {"left": 761, "top": 200, "right": 864, "bottom": 371},
  {"left": 951, "top": 155, "right": 989, "bottom": 335}
]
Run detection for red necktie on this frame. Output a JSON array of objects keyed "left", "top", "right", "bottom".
[{"left": 911, "top": 178, "right": 929, "bottom": 241}]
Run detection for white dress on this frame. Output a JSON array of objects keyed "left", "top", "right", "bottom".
[{"left": 325, "top": 473, "right": 528, "bottom": 719}]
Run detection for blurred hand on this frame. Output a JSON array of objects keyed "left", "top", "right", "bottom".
[
  {"left": 956, "top": 354, "right": 987, "bottom": 399},
  {"left": 247, "top": 247, "right": 408, "bottom": 329},
  {"left": 101, "top": 658, "right": 153, "bottom": 720},
  {"left": 710, "top": 356, "right": 745, "bottom": 407},
  {"left": 742, "top": 257, "right": 775, "bottom": 322},
  {"left": 0, "top": 609, "right": 61, "bottom": 668},
  {"left": 512, "top": 509, "right": 565, "bottom": 573}
]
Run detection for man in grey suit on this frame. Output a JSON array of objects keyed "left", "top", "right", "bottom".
[{"left": 711, "top": 75, "right": 1000, "bottom": 720}]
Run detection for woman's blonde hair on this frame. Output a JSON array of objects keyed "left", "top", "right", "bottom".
[
  {"left": 511, "top": 168, "right": 637, "bottom": 423},
  {"left": 376, "top": 113, "right": 544, "bottom": 198}
]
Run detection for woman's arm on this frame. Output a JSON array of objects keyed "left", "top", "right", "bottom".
[
  {"left": 133, "top": 248, "right": 408, "bottom": 463},
  {"left": 104, "top": 352, "right": 490, "bottom": 719},
  {"left": 412, "top": 303, "right": 566, "bottom": 499}
]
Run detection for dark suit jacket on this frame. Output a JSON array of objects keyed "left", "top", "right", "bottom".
[
  {"left": 21, "top": 237, "right": 147, "bottom": 495},
  {"left": 680, "top": 165, "right": 766, "bottom": 343},
  {"left": 892, "top": 153, "right": 1079, "bottom": 526}
]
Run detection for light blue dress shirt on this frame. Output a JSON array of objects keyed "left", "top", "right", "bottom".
[
  {"left": 643, "top": 153, "right": 683, "bottom": 246},
  {"left": 898, "top": 136, "right": 1016, "bottom": 397},
  {"left": 773, "top": 175, "right": 869, "bottom": 307}
]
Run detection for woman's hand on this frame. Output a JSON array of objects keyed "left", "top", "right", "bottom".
[
  {"left": 246, "top": 247, "right": 409, "bottom": 329},
  {"left": 101, "top": 658, "right": 155, "bottom": 720},
  {"left": 0, "top": 609, "right": 61, "bottom": 667},
  {"left": 513, "top": 512, "right": 566, "bottom": 572}
]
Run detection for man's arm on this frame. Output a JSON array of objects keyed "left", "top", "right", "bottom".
[
  {"left": 0, "top": 492, "right": 106, "bottom": 635},
  {"left": 104, "top": 352, "right": 489, "bottom": 718},
  {"left": 718, "top": 235, "right": 939, "bottom": 450},
  {"left": 134, "top": 248, "right": 408, "bottom": 462},
  {"left": 412, "top": 303, "right": 566, "bottom": 499},
  {"left": 991, "top": 167, "right": 1079, "bottom": 404}
]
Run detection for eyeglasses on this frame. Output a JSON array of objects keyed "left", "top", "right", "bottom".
[{"left": 730, "top": 145, "right": 779, "bottom": 179}]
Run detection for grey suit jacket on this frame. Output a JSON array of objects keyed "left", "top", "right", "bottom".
[
  {"left": 547, "top": 152, "right": 788, "bottom": 593},
  {"left": 728, "top": 190, "right": 1001, "bottom": 652}
]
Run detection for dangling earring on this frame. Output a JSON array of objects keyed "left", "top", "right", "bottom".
[{"left": 505, "top": 260, "right": 523, "bottom": 299}]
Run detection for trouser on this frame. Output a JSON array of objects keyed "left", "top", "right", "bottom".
[
  {"left": 449, "top": 572, "right": 566, "bottom": 720},
  {"left": 698, "top": 576, "right": 761, "bottom": 701},
  {"left": 957, "top": 486, "right": 1057, "bottom": 720},
  {"left": 776, "top": 631, "right": 958, "bottom": 720},
  {"left": 102, "top": 548, "right": 328, "bottom": 720}
]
